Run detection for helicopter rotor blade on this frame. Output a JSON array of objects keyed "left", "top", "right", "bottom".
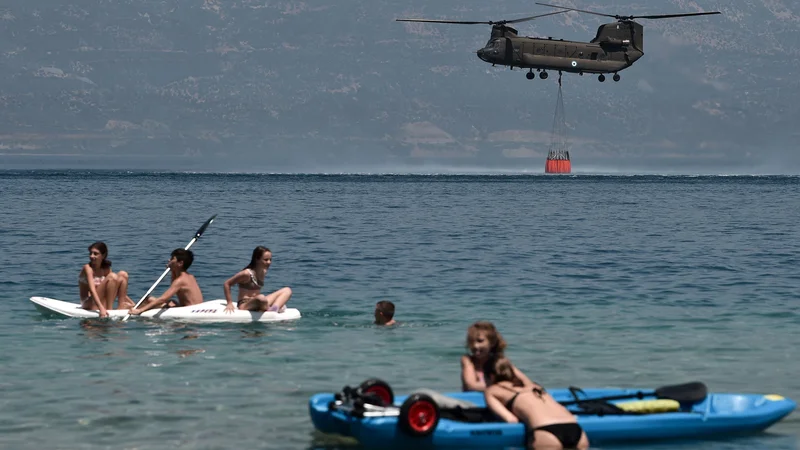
[
  {"left": 535, "top": 2, "right": 617, "bottom": 19},
  {"left": 633, "top": 12, "right": 721, "bottom": 20},
  {"left": 396, "top": 10, "right": 566, "bottom": 26},
  {"left": 396, "top": 18, "right": 491, "bottom": 25},
  {"left": 504, "top": 10, "right": 568, "bottom": 25},
  {"left": 535, "top": 2, "right": 720, "bottom": 21}
]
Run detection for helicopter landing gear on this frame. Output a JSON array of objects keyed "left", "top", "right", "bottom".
[
  {"left": 526, "top": 70, "right": 535, "bottom": 80},
  {"left": 613, "top": 73, "right": 621, "bottom": 82},
  {"left": 539, "top": 71, "right": 548, "bottom": 80},
  {"left": 598, "top": 74, "right": 606, "bottom": 82}
]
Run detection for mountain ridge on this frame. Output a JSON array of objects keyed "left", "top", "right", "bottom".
[{"left": 1, "top": 0, "right": 799, "bottom": 172}]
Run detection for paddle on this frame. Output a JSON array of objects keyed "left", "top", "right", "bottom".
[
  {"left": 559, "top": 381, "right": 708, "bottom": 406},
  {"left": 121, "top": 214, "right": 217, "bottom": 321}
]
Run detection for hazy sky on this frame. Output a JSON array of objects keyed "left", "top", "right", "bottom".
[{"left": 2, "top": 0, "right": 799, "bottom": 173}]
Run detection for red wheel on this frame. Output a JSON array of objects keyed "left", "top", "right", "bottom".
[
  {"left": 408, "top": 401, "right": 437, "bottom": 432},
  {"left": 398, "top": 393, "right": 440, "bottom": 437},
  {"left": 358, "top": 378, "right": 394, "bottom": 406}
]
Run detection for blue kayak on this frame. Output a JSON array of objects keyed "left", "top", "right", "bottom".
[{"left": 309, "top": 379, "right": 796, "bottom": 449}]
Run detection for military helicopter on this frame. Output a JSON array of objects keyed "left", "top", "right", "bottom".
[{"left": 396, "top": 3, "right": 721, "bottom": 82}]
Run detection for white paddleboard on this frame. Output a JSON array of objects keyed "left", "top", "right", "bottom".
[{"left": 30, "top": 296, "right": 301, "bottom": 323}]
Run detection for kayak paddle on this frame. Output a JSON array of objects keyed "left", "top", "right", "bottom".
[
  {"left": 121, "top": 214, "right": 217, "bottom": 322},
  {"left": 560, "top": 381, "right": 708, "bottom": 406}
]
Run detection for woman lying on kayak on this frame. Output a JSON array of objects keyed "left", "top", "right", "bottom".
[
  {"left": 223, "top": 246, "right": 293, "bottom": 313},
  {"left": 79, "top": 241, "right": 134, "bottom": 317},
  {"left": 485, "top": 357, "right": 590, "bottom": 450},
  {"left": 461, "top": 321, "right": 534, "bottom": 392}
]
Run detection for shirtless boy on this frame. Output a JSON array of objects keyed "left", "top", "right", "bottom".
[
  {"left": 128, "top": 249, "right": 204, "bottom": 315},
  {"left": 374, "top": 300, "right": 396, "bottom": 326}
]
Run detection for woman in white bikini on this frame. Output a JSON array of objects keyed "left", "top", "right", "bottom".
[
  {"left": 78, "top": 242, "right": 134, "bottom": 317},
  {"left": 223, "top": 246, "right": 293, "bottom": 313}
]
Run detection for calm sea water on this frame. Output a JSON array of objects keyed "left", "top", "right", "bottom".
[{"left": 0, "top": 171, "right": 798, "bottom": 450}]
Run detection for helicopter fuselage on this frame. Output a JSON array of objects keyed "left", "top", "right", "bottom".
[
  {"left": 476, "top": 20, "right": 645, "bottom": 81},
  {"left": 477, "top": 36, "right": 643, "bottom": 74}
]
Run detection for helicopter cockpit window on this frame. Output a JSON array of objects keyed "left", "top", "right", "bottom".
[{"left": 484, "top": 39, "right": 502, "bottom": 54}]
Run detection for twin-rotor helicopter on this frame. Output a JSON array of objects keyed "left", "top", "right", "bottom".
[{"left": 397, "top": 3, "right": 721, "bottom": 82}]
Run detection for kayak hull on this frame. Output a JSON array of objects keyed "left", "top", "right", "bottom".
[
  {"left": 309, "top": 387, "right": 796, "bottom": 448},
  {"left": 30, "top": 296, "right": 301, "bottom": 323}
]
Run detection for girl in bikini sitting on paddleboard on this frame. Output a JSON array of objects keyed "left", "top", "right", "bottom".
[
  {"left": 79, "top": 242, "right": 134, "bottom": 317},
  {"left": 461, "top": 321, "right": 535, "bottom": 392},
  {"left": 223, "top": 246, "right": 293, "bottom": 314}
]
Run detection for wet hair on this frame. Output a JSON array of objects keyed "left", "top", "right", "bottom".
[
  {"left": 376, "top": 300, "right": 395, "bottom": 320},
  {"left": 492, "top": 357, "right": 523, "bottom": 386},
  {"left": 465, "top": 321, "right": 507, "bottom": 356},
  {"left": 88, "top": 242, "right": 112, "bottom": 269},
  {"left": 245, "top": 246, "right": 271, "bottom": 270},
  {"left": 171, "top": 248, "right": 194, "bottom": 270}
]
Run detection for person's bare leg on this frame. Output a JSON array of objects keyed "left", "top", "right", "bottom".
[
  {"left": 129, "top": 296, "right": 167, "bottom": 315},
  {"left": 116, "top": 271, "right": 134, "bottom": 309},
  {"left": 101, "top": 274, "right": 121, "bottom": 310},
  {"left": 265, "top": 287, "right": 292, "bottom": 312}
]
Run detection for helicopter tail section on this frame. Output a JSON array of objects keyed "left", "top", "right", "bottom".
[
  {"left": 631, "top": 22, "right": 643, "bottom": 52},
  {"left": 591, "top": 21, "right": 643, "bottom": 52}
]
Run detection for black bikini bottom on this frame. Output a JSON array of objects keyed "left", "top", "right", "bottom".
[{"left": 527, "top": 422, "right": 583, "bottom": 449}]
